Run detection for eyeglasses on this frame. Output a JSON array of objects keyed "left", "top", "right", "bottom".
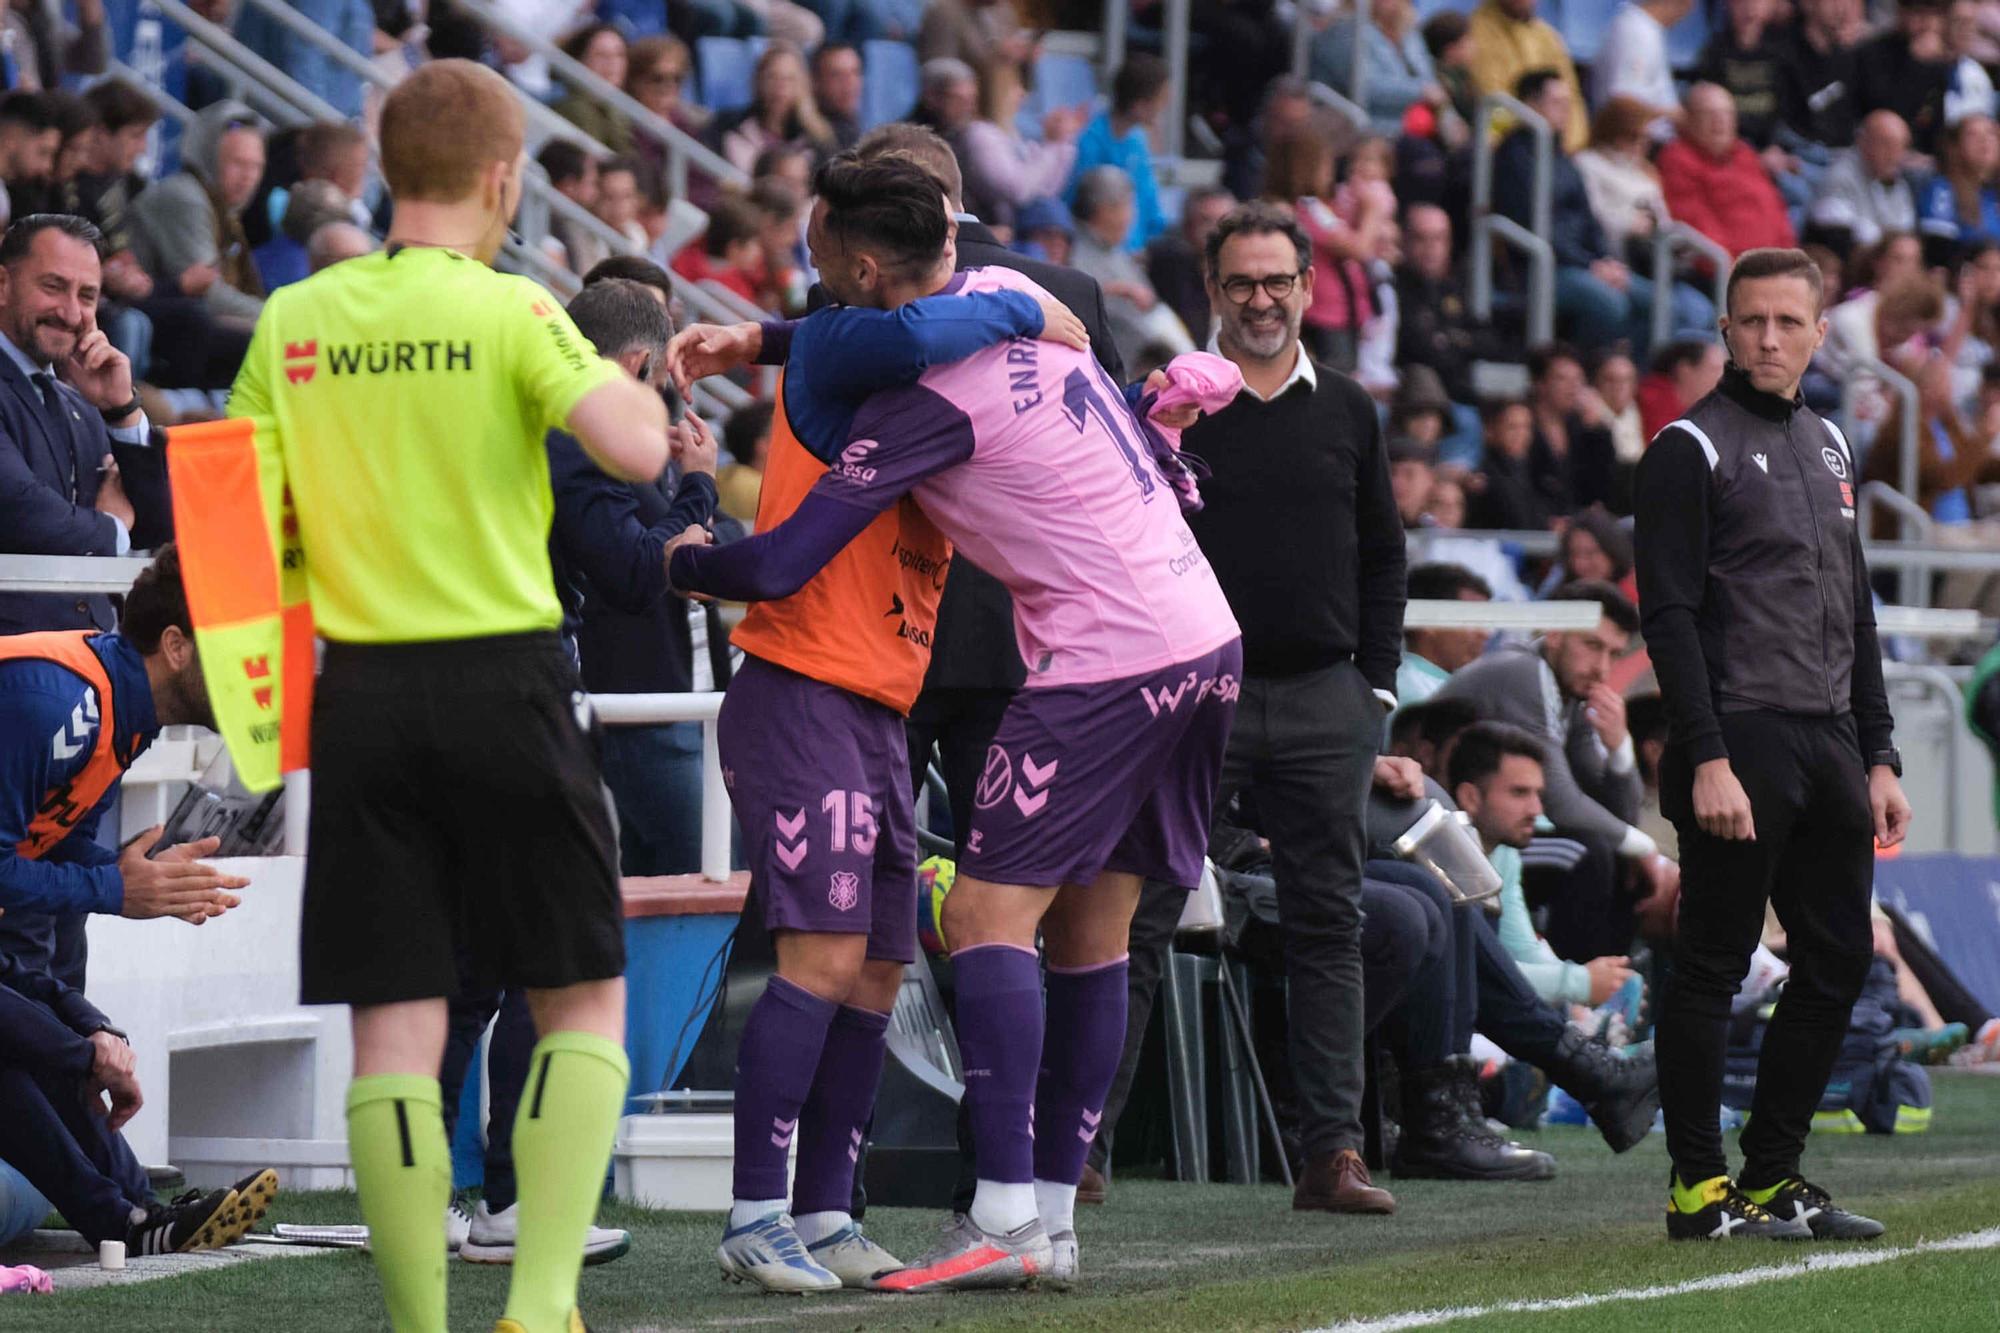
[{"left": 1219, "top": 269, "right": 1306, "bottom": 304}]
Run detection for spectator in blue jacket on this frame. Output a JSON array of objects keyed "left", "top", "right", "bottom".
[
  {"left": 232, "top": 0, "right": 375, "bottom": 121},
  {"left": 0, "top": 545, "right": 247, "bottom": 987},
  {"left": 1312, "top": 0, "right": 1451, "bottom": 137},
  {"left": 1494, "top": 68, "right": 1711, "bottom": 355},
  {"left": 1068, "top": 53, "right": 1171, "bottom": 252}
]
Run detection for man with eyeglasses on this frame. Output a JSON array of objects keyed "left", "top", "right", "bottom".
[{"left": 1172, "top": 200, "right": 1407, "bottom": 1214}]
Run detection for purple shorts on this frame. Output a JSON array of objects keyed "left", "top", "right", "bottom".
[
  {"left": 718, "top": 654, "right": 919, "bottom": 963},
  {"left": 959, "top": 639, "right": 1243, "bottom": 889}
]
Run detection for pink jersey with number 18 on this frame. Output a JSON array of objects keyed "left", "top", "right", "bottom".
[{"left": 816, "top": 266, "right": 1241, "bottom": 687}]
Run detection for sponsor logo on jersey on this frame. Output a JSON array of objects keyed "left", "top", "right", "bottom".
[
  {"left": 890, "top": 536, "right": 949, "bottom": 590},
  {"left": 284, "top": 340, "right": 318, "bottom": 384},
  {"left": 833, "top": 438, "right": 879, "bottom": 485},
  {"left": 321, "top": 340, "right": 476, "bottom": 376}
]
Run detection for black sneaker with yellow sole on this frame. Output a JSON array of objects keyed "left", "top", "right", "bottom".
[
  {"left": 128, "top": 1188, "right": 242, "bottom": 1256},
  {"left": 226, "top": 1168, "right": 280, "bottom": 1235},
  {"left": 1740, "top": 1178, "right": 1885, "bottom": 1239},
  {"left": 1666, "top": 1173, "right": 1814, "bottom": 1240}
]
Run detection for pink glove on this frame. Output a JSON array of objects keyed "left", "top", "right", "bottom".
[
  {"left": 1146, "top": 351, "right": 1244, "bottom": 452},
  {"left": 0, "top": 1264, "right": 52, "bottom": 1295},
  {"left": 1138, "top": 352, "right": 1243, "bottom": 512}
]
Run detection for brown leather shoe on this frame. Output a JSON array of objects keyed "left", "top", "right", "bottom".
[
  {"left": 1077, "top": 1163, "right": 1108, "bottom": 1205},
  {"left": 1293, "top": 1148, "right": 1397, "bottom": 1214}
]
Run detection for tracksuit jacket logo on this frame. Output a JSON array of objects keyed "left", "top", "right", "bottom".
[{"left": 50, "top": 688, "right": 98, "bottom": 760}]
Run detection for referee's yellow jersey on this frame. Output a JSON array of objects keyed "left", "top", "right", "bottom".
[{"left": 228, "top": 245, "right": 621, "bottom": 644}]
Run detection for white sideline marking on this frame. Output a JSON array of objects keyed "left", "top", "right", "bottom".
[{"left": 1308, "top": 1226, "right": 2000, "bottom": 1332}]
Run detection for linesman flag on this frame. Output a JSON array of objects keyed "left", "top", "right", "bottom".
[{"left": 165, "top": 416, "right": 313, "bottom": 793}]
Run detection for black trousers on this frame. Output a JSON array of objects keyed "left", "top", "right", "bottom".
[
  {"left": 0, "top": 1064, "right": 150, "bottom": 1245},
  {"left": 438, "top": 984, "right": 537, "bottom": 1211},
  {"left": 1217, "top": 662, "right": 1381, "bottom": 1157},
  {"left": 1655, "top": 712, "right": 1876, "bottom": 1188},
  {"left": 905, "top": 685, "right": 1016, "bottom": 862}
]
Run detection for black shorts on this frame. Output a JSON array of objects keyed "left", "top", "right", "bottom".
[{"left": 300, "top": 632, "right": 625, "bottom": 1006}]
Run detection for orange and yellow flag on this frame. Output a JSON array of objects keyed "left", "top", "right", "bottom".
[{"left": 165, "top": 417, "right": 312, "bottom": 793}]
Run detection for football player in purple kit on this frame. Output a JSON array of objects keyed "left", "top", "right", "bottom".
[{"left": 669, "top": 152, "right": 1244, "bottom": 1292}]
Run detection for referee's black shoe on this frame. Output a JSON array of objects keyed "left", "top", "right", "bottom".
[
  {"left": 1740, "top": 1178, "right": 1886, "bottom": 1240},
  {"left": 1666, "top": 1173, "right": 1814, "bottom": 1240}
]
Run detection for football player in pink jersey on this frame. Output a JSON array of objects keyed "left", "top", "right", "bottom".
[{"left": 670, "top": 152, "right": 1244, "bottom": 1291}]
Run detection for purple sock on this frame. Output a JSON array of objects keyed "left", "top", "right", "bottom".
[
  {"left": 732, "top": 975, "right": 836, "bottom": 1202},
  {"left": 952, "top": 944, "right": 1045, "bottom": 1185},
  {"left": 1033, "top": 957, "right": 1130, "bottom": 1186},
  {"left": 790, "top": 1003, "right": 891, "bottom": 1216}
]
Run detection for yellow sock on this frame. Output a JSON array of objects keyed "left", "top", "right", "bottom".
[
  {"left": 502, "top": 1032, "right": 630, "bottom": 1332},
  {"left": 347, "top": 1075, "right": 450, "bottom": 1333}
]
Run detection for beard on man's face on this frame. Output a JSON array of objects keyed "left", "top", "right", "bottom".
[
  {"left": 14, "top": 310, "right": 80, "bottom": 365},
  {"left": 173, "top": 656, "right": 217, "bottom": 732}
]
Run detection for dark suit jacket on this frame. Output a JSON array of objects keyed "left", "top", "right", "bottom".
[
  {"left": 0, "top": 348, "right": 172, "bottom": 635},
  {"left": 548, "top": 428, "right": 740, "bottom": 696},
  {"left": 922, "top": 219, "right": 1127, "bottom": 693}
]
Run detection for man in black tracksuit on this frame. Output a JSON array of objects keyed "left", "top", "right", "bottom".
[{"left": 1635, "top": 247, "right": 1912, "bottom": 1242}]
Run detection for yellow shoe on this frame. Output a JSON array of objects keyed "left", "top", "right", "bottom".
[
  {"left": 224, "top": 1168, "right": 281, "bottom": 1241},
  {"left": 491, "top": 1314, "right": 587, "bottom": 1333}
]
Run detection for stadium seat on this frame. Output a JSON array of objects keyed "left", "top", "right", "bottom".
[
  {"left": 599, "top": 0, "right": 669, "bottom": 38},
  {"left": 861, "top": 38, "right": 919, "bottom": 130},
  {"left": 696, "top": 35, "right": 766, "bottom": 115},
  {"left": 1017, "top": 49, "right": 1102, "bottom": 141}
]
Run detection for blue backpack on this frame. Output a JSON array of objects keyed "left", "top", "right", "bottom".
[{"left": 1722, "top": 958, "right": 1933, "bottom": 1135}]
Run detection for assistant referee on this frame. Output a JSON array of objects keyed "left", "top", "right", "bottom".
[
  {"left": 227, "top": 62, "right": 678, "bottom": 1333},
  {"left": 1635, "top": 247, "right": 1912, "bottom": 1243}
]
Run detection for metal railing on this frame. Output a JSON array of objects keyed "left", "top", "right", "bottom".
[
  {"left": 1884, "top": 662, "right": 1967, "bottom": 849},
  {"left": 1162, "top": 0, "right": 1190, "bottom": 160},
  {"left": 450, "top": 0, "right": 747, "bottom": 201},
  {"left": 150, "top": 0, "right": 754, "bottom": 416},
  {"left": 1470, "top": 93, "right": 1554, "bottom": 346},
  {"left": 1648, "top": 222, "right": 1730, "bottom": 349},
  {"left": 591, "top": 694, "right": 731, "bottom": 881},
  {"left": 1306, "top": 80, "right": 1369, "bottom": 136},
  {"left": 109, "top": 58, "right": 196, "bottom": 126},
  {"left": 1859, "top": 481, "right": 1934, "bottom": 606},
  {"left": 148, "top": 0, "right": 346, "bottom": 125},
  {"left": 232, "top": 0, "right": 620, "bottom": 162},
  {"left": 1842, "top": 354, "right": 1922, "bottom": 542}
]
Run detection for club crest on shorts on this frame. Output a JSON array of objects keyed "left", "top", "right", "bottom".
[
  {"left": 828, "top": 870, "right": 860, "bottom": 911},
  {"left": 974, "top": 744, "right": 1014, "bottom": 809}
]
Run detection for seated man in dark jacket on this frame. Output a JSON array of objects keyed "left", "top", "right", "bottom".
[
  {"left": 0, "top": 947, "right": 276, "bottom": 1255},
  {"left": 1493, "top": 69, "right": 1711, "bottom": 356}
]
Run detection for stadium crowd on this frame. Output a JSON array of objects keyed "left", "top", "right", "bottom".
[{"left": 3, "top": 0, "right": 2000, "bottom": 1323}]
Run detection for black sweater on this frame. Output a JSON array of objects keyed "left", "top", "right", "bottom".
[
  {"left": 1182, "top": 358, "right": 1406, "bottom": 686},
  {"left": 1633, "top": 366, "right": 1895, "bottom": 766}
]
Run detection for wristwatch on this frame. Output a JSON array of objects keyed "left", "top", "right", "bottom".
[
  {"left": 100, "top": 393, "right": 143, "bottom": 424},
  {"left": 1869, "top": 748, "right": 1903, "bottom": 777}
]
